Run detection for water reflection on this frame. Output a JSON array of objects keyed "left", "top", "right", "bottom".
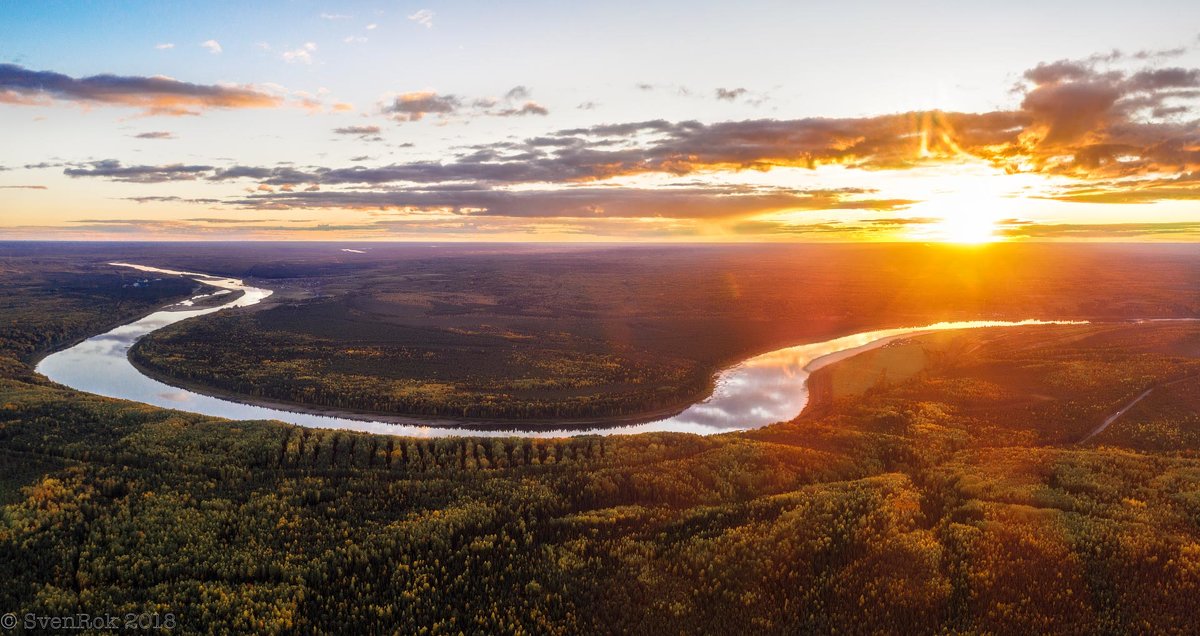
[{"left": 36, "top": 264, "right": 1085, "bottom": 438}]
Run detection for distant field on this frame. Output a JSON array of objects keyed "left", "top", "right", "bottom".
[{"left": 119, "top": 242, "right": 1200, "bottom": 422}]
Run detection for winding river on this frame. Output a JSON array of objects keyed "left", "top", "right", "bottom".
[{"left": 36, "top": 264, "right": 1084, "bottom": 438}]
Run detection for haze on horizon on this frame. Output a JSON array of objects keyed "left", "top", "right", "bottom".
[{"left": 1, "top": 0, "right": 1199, "bottom": 243}]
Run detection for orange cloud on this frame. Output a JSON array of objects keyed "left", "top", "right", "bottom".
[{"left": 0, "top": 64, "right": 283, "bottom": 116}]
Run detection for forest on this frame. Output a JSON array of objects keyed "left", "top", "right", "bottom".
[
  {"left": 2, "top": 244, "right": 1200, "bottom": 633},
  {"left": 124, "top": 242, "right": 1200, "bottom": 424}
]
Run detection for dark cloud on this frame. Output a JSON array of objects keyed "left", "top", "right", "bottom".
[
  {"left": 0, "top": 63, "right": 282, "bottom": 115},
  {"left": 504, "top": 86, "right": 531, "bottom": 101},
  {"left": 1020, "top": 81, "right": 1122, "bottom": 145},
  {"left": 209, "top": 159, "right": 596, "bottom": 186},
  {"left": 384, "top": 92, "right": 462, "bottom": 121},
  {"left": 333, "top": 125, "right": 382, "bottom": 136},
  {"left": 0, "top": 185, "right": 47, "bottom": 190},
  {"left": 1125, "top": 67, "right": 1200, "bottom": 92},
  {"left": 1132, "top": 47, "right": 1188, "bottom": 60},
  {"left": 495, "top": 101, "right": 549, "bottom": 117},
  {"left": 715, "top": 87, "right": 748, "bottom": 101},
  {"left": 1012, "top": 57, "right": 1200, "bottom": 176},
  {"left": 64, "top": 160, "right": 213, "bottom": 183},
  {"left": 133, "top": 131, "right": 176, "bottom": 140},
  {"left": 382, "top": 88, "right": 549, "bottom": 122},
  {"left": 540, "top": 112, "right": 1030, "bottom": 176},
  {"left": 1023, "top": 60, "right": 1098, "bottom": 86},
  {"left": 208, "top": 165, "right": 274, "bottom": 180}
]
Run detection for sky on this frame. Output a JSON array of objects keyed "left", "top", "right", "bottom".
[{"left": 1, "top": 0, "right": 1199, "bottom": 242}]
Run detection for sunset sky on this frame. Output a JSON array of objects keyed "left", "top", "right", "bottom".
[{"left": 2, "top": 0, "right": 1199, "bottom": 242}]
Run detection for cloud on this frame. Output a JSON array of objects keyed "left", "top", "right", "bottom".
[
  {"left": 408, "top": 9, "right": 434, "bottom": 28},
  {"left": 1010, "top": 56, "right": 1200, "bottom": 176},
  {"left": 177, "top": 112, "right": 1021, "bottom": 187},
  {"left": 723, "top": 214, "right": 1200, "bottom": 241},
  {"left": 713, "top": 87, "right": 766, "bottom": 106},
  {"left": 1132, "top": 47, "right": 1187, "bottom": 60},
  {"left": 125, "top": 195, "right": 222, "bottom": 204},
  {"left": 0, "top": 185, "right": 47, "bottom": 190},
  {"left": 332, "top": 125, "right": 383, "bottom": 142},
  {"left": 233, "top": 184, "right": 911, "bottom": 219},
  {"left": 715, "top": 87, "right": 747, "bottom": 101},
  {"left": 634, "top": 83, "right": 699, "bottom": 98},
  {"left": 382, "top": 86, "right": 548, "bottom": 122},
  {"left": 50, "top": 48, "right": 1200, "bottom": 218},
  {"left": 344, "top": 36, "right": 367, "bottom": 44},
  {"left": 64, "top": 160, "right": 213, "bottom": 183},
  {"left": 155, "top": 43, "right": 175, "bottom": 50},
  {"left": 282, "top": 42, "right": 317, "bottom": 64},
  {"left": 0, "top": 63, "right": 282, "bottom": 115},
  {"left": 0, "top": 213, "right": 817, "bottom": 240},
  {"left": 729, "top": 220, "right": 852, "bottom": 235},
  {"left": 183, "top": 217, "right": 287, "bottom": 223},
  {"left": 505, "top": 86, "right": 532, "bottom": 101},
  {"left": 495, "top": 101, "right": 549, "bottom": 117},
  {"left": 320, "top": 13, "right": 351, "bottom": 20},
  {"left": 999, "top": 221, "right": 1200, "bottom": 238},
  {"left": 201, "top": 40, "right": 222, "bottom": 55},
  {"left": 133, "top": 131, "right": 175, "bottom": 140},
  {"left": 384, "top": 91, "right": 460, "bottom": 121},
  {"left": 50, "top": 218, "right": 392, "bottom": 236},
  {"left": 333, "top": 125, "right": 382, "bottom": 136},
  {"left": 1040, "top": 173, "right": 1200, "bottom": 204}
]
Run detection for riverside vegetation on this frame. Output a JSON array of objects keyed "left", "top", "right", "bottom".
[{"left": 2, "top": 243, "right": 1200, "bottom": 633}]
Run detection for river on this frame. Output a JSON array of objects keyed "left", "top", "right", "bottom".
[{"left": 35, "top": 263, "right": 1084, "bottom": 438}]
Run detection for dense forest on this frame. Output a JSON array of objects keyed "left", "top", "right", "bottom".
[
  {"left": 131, "top": 310, "right": 705, "bottom": 421},
  {"left": 3, "top": 246, "right": 1200, "bottom": 633},
  {"left": 127, "top": 242, "right": 1200, "bottom": 423}
]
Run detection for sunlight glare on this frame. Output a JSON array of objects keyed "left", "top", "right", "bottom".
[{"left": 902, "top": 164, "right": 1025, "bottom": 244}]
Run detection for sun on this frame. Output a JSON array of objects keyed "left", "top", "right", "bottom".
[
  {"left": 905, "top": 188, "right": 1006, "bottom": 244},
  {"left": 928, "top": 208, "right": 1001, "bottom": 244},
  {"left": 899, "top": 166, "right": 1023, "bottom": 244}
]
